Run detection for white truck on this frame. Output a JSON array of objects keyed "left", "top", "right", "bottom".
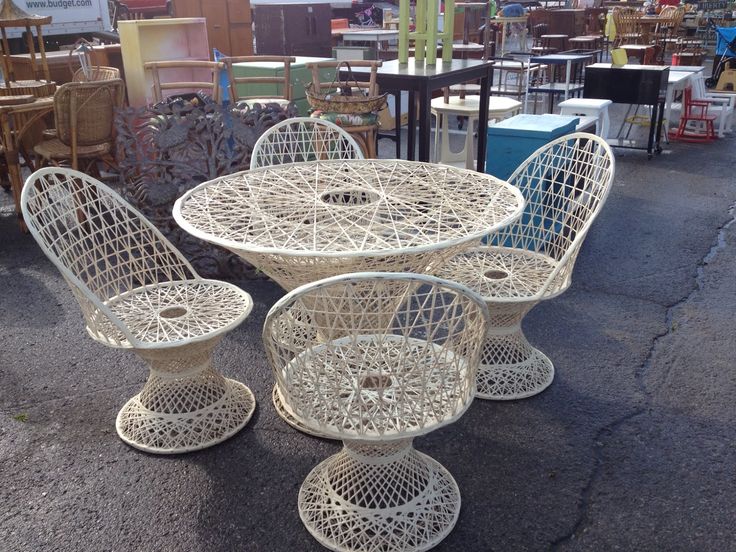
[{"left": 6, "top": 0, "right": 112, "bottom": 44}]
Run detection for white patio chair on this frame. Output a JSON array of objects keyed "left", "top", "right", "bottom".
[
  {"left": 249, "top": 116, "right": 364, "bottom": 170},
  {"left": 21, "top": 168, "right": 256, "bottom": 454},
  {"left": 262, "top": 272, "right": 489, "bottom": 552},
  {"left": 433, "top": 133, "right": 615, "bottom": 400}
]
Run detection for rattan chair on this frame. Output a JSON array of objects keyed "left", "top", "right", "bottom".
[
  {"left": 249, "top": 116, "right": 364, "bottom": 170},
  {"left": 145, "top": 60, "right": 223, "bottom": 103},
  {"left": 21, "top": 168, "right": 256, "bottom": 454},
  {"left": 263, "top": 272, "right": 489, "bottom": 552},
  {"left": 432, "top": 133, "right": 615, "bottom": 400},
  {"left": 223, "top": 55, "right": 295, "bottom": 108},
  {"left": 72, "top": 66, "right": 121, "bottom": 82},
  {"left": 34, "top": 79, "right": 125, "bottom": 172}
]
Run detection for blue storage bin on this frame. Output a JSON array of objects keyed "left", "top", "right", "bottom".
[{"left": 485, "top": 114, "right": 579, "bottom": 180}]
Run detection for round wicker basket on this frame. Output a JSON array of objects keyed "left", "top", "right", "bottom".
[{"left": 305, "top": 83, "right": 387, "bottom": 114}]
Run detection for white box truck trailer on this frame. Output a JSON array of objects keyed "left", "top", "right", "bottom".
[{"left": 5, "top": 0, "right": 112, "bottom": 46}]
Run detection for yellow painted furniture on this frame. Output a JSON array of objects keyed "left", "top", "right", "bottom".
[
  {"left": 119, "top": 18, "right": 210, "bottom": 107},
  {"left": 399, "top": 0, "right": 456, "bottom": 64}
]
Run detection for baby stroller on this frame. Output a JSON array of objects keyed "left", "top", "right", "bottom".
[{"left": 705, "top": 22, "right": 736, "bottom": 88}]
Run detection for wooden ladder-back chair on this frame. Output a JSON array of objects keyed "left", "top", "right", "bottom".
[
  {"left": 222, "top": 55, "right": 296, "bottom": 107},
  {"left": 612, "top": 7, "right": 644, "bottom": 47},
  {"left": 34, "top": 79, "right": 125, "bottom": 172},
  {"left": 144, "top": 60, "right": 223, "bottom": 103}
]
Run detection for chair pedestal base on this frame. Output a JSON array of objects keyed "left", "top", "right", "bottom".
[
  {"left": 116, "top": 339, "right": 256, "bottom": 454},
  {"left": 476, "top": 323, "right": 554, "bottom": 400},
  {"left": 298, "top": 439, "right": 460, "bottom": 552}
]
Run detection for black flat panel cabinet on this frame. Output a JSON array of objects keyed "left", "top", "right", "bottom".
[{"left": 254, "top": 4, "right": 332, "bottom": 57}]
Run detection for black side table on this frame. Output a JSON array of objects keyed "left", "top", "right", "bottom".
[{"left": 346, "top": 58, "right": 495, "bottom": 172}]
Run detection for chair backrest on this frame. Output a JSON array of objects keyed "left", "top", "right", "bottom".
[
  {"left": 222, "top": 55, "right": 296, "bottom": 103},
  {"left": 490, "top": 132, "right": 615, "bottom": 296},
  {"left": 21, "top": 168, "right": 198, "bottom": 347},
  {"left": 262, "top": 272, "right": 489, "bottom": 440},
  {"left": 613, "top": 7, "right": 643, "bottom": 38},
  {"left": 72, "top": 66, "right": 121, "bottom": 82},
  {"left": 250, "top": 116, "right": 364, "bottom": 170},
  {"left": 144, "top": 60, "right": 223, "bottom": 103},
  {"left": 53, "top": 79, "right": 125, "bottom": 147}
]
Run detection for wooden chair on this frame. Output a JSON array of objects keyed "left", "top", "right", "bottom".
[
  {"left": 144, "top": 60, "right": 223, "bottom": 103},
  {"left": 612, "top": 7, "right": 643, "bottom": 47},
  {"left": 305, "top": 60, "right": 382, "bottom": 158},
  {"left": 34, "top": 79, "right": 125, "bottom": 172},
  {"left": 669, "top": 87, "right": 718, "bottom": 142},
  {"left": 222, "top": 55, "right": 295, "bottom": 107}
]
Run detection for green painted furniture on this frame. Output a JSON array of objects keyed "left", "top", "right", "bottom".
[{"left": 231, "top": 56, "right": 335, "bottom": 115}]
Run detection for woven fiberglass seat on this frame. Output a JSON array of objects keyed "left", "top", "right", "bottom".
[
  {"left": 263, "top": 272, "right": 489, "bottom": 552},
  {"left": 21, "top": 168, "right": 256, "bottom": 454},
  {"left": 249, "top": 117, "right": 364, "bottom": 170},
  {"left": 433, "top": 133, "right": 615, "bottom": 400}
]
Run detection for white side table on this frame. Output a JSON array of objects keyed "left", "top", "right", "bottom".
[{"left": 432, "top": 95, "right": 522, "bottom": 169}]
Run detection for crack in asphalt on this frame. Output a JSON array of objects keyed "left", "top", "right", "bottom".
[{"left": 549, "top": 200, "right": 736, "bottom": 550}]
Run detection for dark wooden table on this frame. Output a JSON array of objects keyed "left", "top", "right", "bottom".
[
  {"left": 346, "top": 58, "right": 495, "bottom": 172},
  {"left": 584, "top": 63, "right": 669, "bottom": 159}
]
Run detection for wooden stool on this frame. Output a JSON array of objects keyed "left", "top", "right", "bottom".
[
  {"left": 558, "top": 98, "right": 612, "bottom": 138},
  {"left": 431, "top": 95, "right": 522, "bottom": 169}
]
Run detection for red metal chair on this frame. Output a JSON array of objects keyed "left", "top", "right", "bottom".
[{"left": 669, "top": 87, "right": 717, "bottom": 143}]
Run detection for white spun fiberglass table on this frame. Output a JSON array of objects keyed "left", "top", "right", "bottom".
[{"left": 174, "top": 159, "right": 524, "bottom": 434}]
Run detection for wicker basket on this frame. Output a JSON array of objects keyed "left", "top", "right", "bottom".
[{"left": 305, "top": 61, "right": 386, "bottom": 114}]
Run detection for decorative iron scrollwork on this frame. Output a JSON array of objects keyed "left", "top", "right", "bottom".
[{"left": 116, "top": 99, "right": 297, "bottom": 279}]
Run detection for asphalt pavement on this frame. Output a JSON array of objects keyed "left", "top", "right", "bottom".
[{"left": 1, "top": 117, "right": 735, "bottom": 552}]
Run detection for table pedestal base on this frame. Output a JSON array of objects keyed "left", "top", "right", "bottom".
[
  {"left": 298, "top": 439, "right": 460, "bottom": 552},
  {"left": 116, "top": 340, "right": 256, "bottom": 454}
]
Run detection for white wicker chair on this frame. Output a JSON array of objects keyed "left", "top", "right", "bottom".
[
  {"left": 249, "top": 116, "right": 364, "bottom": 170},
  {"left": 263, "top": 272, "right": 489, "bottom": 552},
  {"left": 21, "top": 168, "right": 256, "bottom": 454},
  {"left": 433, "top": 133, "right": 615, "bottom": 400}
]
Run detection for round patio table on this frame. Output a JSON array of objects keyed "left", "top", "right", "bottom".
[{"left": 174, "top": 159, "right": 524, "bottom": 434}]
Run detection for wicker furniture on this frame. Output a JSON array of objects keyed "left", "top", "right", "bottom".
[
  {"left": 250, "top": 117, "right": 363, "bottom": 170},
  {"left": 72, "top": 66, "right": 121, "bottom": 82},
  {"left": 432, "top": 133, "right": 615, "bottom": 400},
  {"left": 21, "top": 168, "right": 256, "bottom": 454},
  {"left": 33, "top": 79, "right": 125, "bottom": 172},
  {"left": 223, "top": 55, "right": 295, "bottom": 107},
  {"left": 144, "top": 60, "right": 223, "bottom": 103},
  {"left": 263, "top": 272, "right": 489, "bottom": 552},
  {"left": 174, "top": 159, "right": 524, "bottom": 432},
  {"left": 306, "top": 60, "right": 384, "bottom": 158}
]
